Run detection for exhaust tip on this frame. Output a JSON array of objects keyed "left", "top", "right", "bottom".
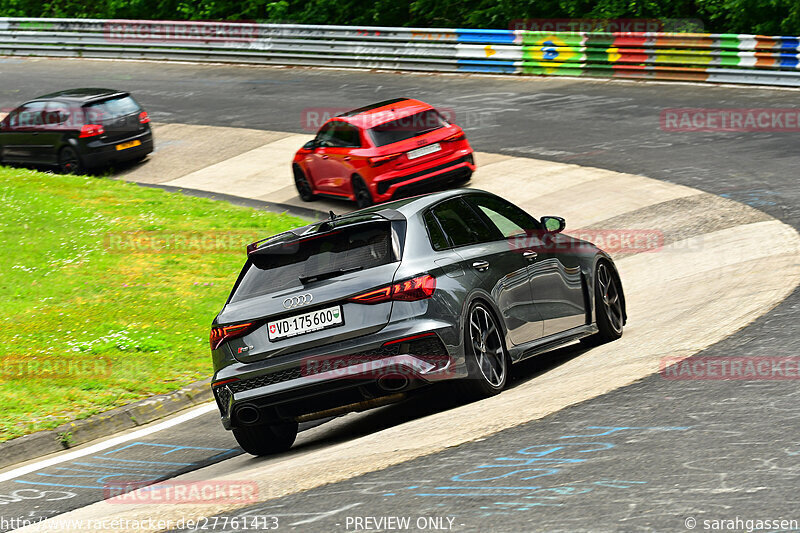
[
  {"left": 234, "top": 404, "right": 261, "bottom": 425},
  {"left": 377, "top": 373, "right": 410, "bottom": 392}
]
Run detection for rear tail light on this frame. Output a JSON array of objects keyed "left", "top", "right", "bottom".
[
  {"left": 368, "top": 153, "right": 402, "bottom": 167},
  {"left": 210, "top": 322, "right": 259, "bottom": 350},
  {"left": 139, "top": 111, "right": 150, "bottom": 124},
  {"left": 212, "top": 377, "right": 240, "bottom": 388},
  {"left": 79, "top": 124, "right": 104, "bottom": 138},
  {"left": 349, "top": 274, "right": 436, "bottom": 304},
  {"left": 443, "top": 131, "right": 465, "bottom": 142}
]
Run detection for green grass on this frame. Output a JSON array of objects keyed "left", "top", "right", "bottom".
[{"left": 0, "top": 167, "right": 307, "bottom": 441}]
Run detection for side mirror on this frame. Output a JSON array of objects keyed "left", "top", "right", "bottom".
[
  {"left": 541, "top": 216, "right": 566, "bottom": 233},
  {"left": 302, "top": 139, "right": 316, "bottom": 151}
]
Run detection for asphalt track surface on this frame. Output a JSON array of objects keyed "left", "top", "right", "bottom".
[{"left": 1, "top": 58, "right": 799, "bottom": 532}]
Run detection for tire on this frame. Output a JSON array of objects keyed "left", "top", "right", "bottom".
[
  {"left": 293, "top": 165, "right": 316, "bottom": 202},
  {"left": 581, "top": 261, "right": 624, "bottom": 346},
  {"left": 352, "top": 176, "right": 374, "bottom": 209},
  {"left": 232, "top": 420, "right": 298, "bottom": 456},
  {"left": 58, "top": 147, "right": 83, "bottom": 174},
  {"left": 456, "top": 301, "right": 510, "bottom": 400},
  {"left": 452, "top": 169, "right": 473, "bottom": 187}
]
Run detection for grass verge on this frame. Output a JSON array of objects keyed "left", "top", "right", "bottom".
[{"left": 0, "top": 167, "right": 307, "bottom": 441}]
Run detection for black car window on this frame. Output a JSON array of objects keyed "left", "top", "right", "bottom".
[
  {"left": 430, "top": 198, "right": 498, "bottom": 248},
  {"left": 315, "top": 122, "right": 337, "bottom": 147},
  {"left": 44, "top": 101, "right": 75, "bottom": 129},
  {"left": 317, "top": 121, "right": 361, "bottom": 148},
  {"left": 466, "top": 195, "right": 542, "bottom": 238},
  {"left": 230, "top": 221, "right": 396, "bottom": 302},
  {"left": 369, "top": 109, "right": 448, "bottom": 147},
  {"left": 423, "top": 211, "right": 449, "bottom": 251},
  {"left": 84, "top": 96, "right": 140, "bottom": 123},
  {"left": 10, "top": 102, "right": 47, "bottom": 129},
  {"left": 331, "top": 123, "right": 361, "bottom": 148}
]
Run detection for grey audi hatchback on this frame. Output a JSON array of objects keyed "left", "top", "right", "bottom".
[{"left": 211, "top": 189, "right": 626, "bottom": 455}]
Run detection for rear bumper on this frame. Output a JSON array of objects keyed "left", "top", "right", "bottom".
[
  {"left": 372, "top": 151, "right": 475, "bottom": 202},
  {"left": 212, "top": 324, "right": 467, "bottom": 430},
  {"left": 81, "top": 130, "right": 154, "bottom": 168}
]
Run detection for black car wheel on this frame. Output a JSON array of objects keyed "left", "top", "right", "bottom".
[
  {"left": 582, "top": 261, "right": 624, "bottom": 346},
  {"left": 232, "top": 420, "right": 298, "bottom": 456},
  {"left": 58, "top": 147, "right": 83, "bottom": 174},
  {"left": 353, "top": 176, "right": 374, "bottom": 208},
  {"left": 458, "top": 301, "right": 509, "bottom": 399},
  {"left": 294, "top": 165, "right": 316, "bottom": 202}
]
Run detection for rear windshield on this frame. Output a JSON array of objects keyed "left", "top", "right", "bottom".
[
  {"left": 369, "top": 109, "right": 448, "bottom": 147},
  {"left": 84, "top": 96, "right": 141, "bottom": 123},
  {"left": 230, "top": 222, "right": 396, "bottom": 303}
]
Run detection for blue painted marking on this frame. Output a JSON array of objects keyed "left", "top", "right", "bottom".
[
  {"left": 456, "top": 29, "right": 516, "bottom": 44},
  {"left": 15, "top": 480, "right": 119, "bottom": 489},
  {"left": 778, "top": 55, "right": 799, "bottom": 68},
  {"left": 779, "top": 37, "right": 799, "bottom": 50},
  {"left": 456, "top": 60, "right": 518, "bottom": 74},
  {"left": 102, "top": 441, "right": 234, "bottom": 456},
  {"left": 542, "top": 40, "right": 559, "bottom": 60},
  {"left": 516, "top": 442, "right": 614, "bottom": 455},
  {"left": 558, "top": 426, "right": 690, "bottom": 439},
  {"left": 434, "top": 486, "right": 543, "bottom": 491},
  {"left": 90, "top": 457, "right": 196, "bottom": 466},
  {"left": 71, "top": 461, "right": 173, "bottom": 472}
]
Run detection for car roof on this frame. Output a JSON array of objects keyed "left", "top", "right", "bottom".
[
  {"left": 334, "top": 98, "right": 435, "bottom": 129},
  {"left": 31, "top": 88, "right": 128, "bottom": 103},
  {"left": 343, "top": 188, "right": 487, "bottom": 219}
]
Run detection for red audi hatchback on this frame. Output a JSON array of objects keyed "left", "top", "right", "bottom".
[{"left": 292, "top": 98, "right": 475, "bottom": 208}]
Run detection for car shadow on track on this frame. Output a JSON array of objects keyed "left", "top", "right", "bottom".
[{"left": 241, "top": 340, "right": 594, "bottom": 462}]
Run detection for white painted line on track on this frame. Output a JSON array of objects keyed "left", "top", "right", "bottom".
[{"left": 0, "top": 403, "right": 216, "bottom": 483}]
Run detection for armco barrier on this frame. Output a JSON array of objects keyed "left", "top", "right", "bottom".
[{"left": 1, "top": 18, "right": 799, "bottom": 87}]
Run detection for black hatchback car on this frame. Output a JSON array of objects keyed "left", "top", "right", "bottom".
[{"left": 0, "top": 88, "right": 153, "bottom": 173}]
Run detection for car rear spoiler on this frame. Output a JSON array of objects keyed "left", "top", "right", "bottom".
[{"left": 245, "top": 208, "right": 405, "bottom": 255}]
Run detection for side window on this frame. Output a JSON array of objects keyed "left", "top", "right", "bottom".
[
  {"left": 424, "top": 211, "right": 449, "bottom": 251},
  {"left": 315, "top": 122, "right": 337, "bottom": 147},
  {"left": 12, "top": 102, "right": 47, "bottom": 129},
  {"left": 332, "top": 123, "right": 361, "bottom": 148},
  {"left": 430, "top": 198, "right": 498, "bottom": 248},
  {"left": 44, "top": 102, "right": 74, "bottom": 130},
  {"left": 467, "top": 195, "right": 541, "bottom": 238}
]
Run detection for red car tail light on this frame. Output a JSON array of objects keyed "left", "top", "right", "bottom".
[
  {"left": 210, "top": 322, "right": 259, "bottom": 350},
  {"left": 79, "top": 124, "right": 105, "bottom": 138},
  {"left": 139, "top": 111, "right": 150, "bottom": 124},
  {"left": 443, "top": 131, "right": 465, "bottom": 142},
  {"left": 211, "top": 377, "right": 240, "bottom": 388},
  {"left": 368, "top": 153, "right": 403, "bottom": 167},
  {"left": 349, "top": 274, "right": 436, "bottom": 304}
]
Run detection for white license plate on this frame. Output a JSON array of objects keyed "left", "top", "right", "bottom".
[
  {"left": 407, "top": 142, "right": 441, "bottom": 160},
  {"left": 267, "top": 306, "right": 343, "bottom": 341}
]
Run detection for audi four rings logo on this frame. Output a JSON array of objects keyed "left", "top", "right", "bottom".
[{"left": 283, "top": 293, "right": 313, "bottom": 309}]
